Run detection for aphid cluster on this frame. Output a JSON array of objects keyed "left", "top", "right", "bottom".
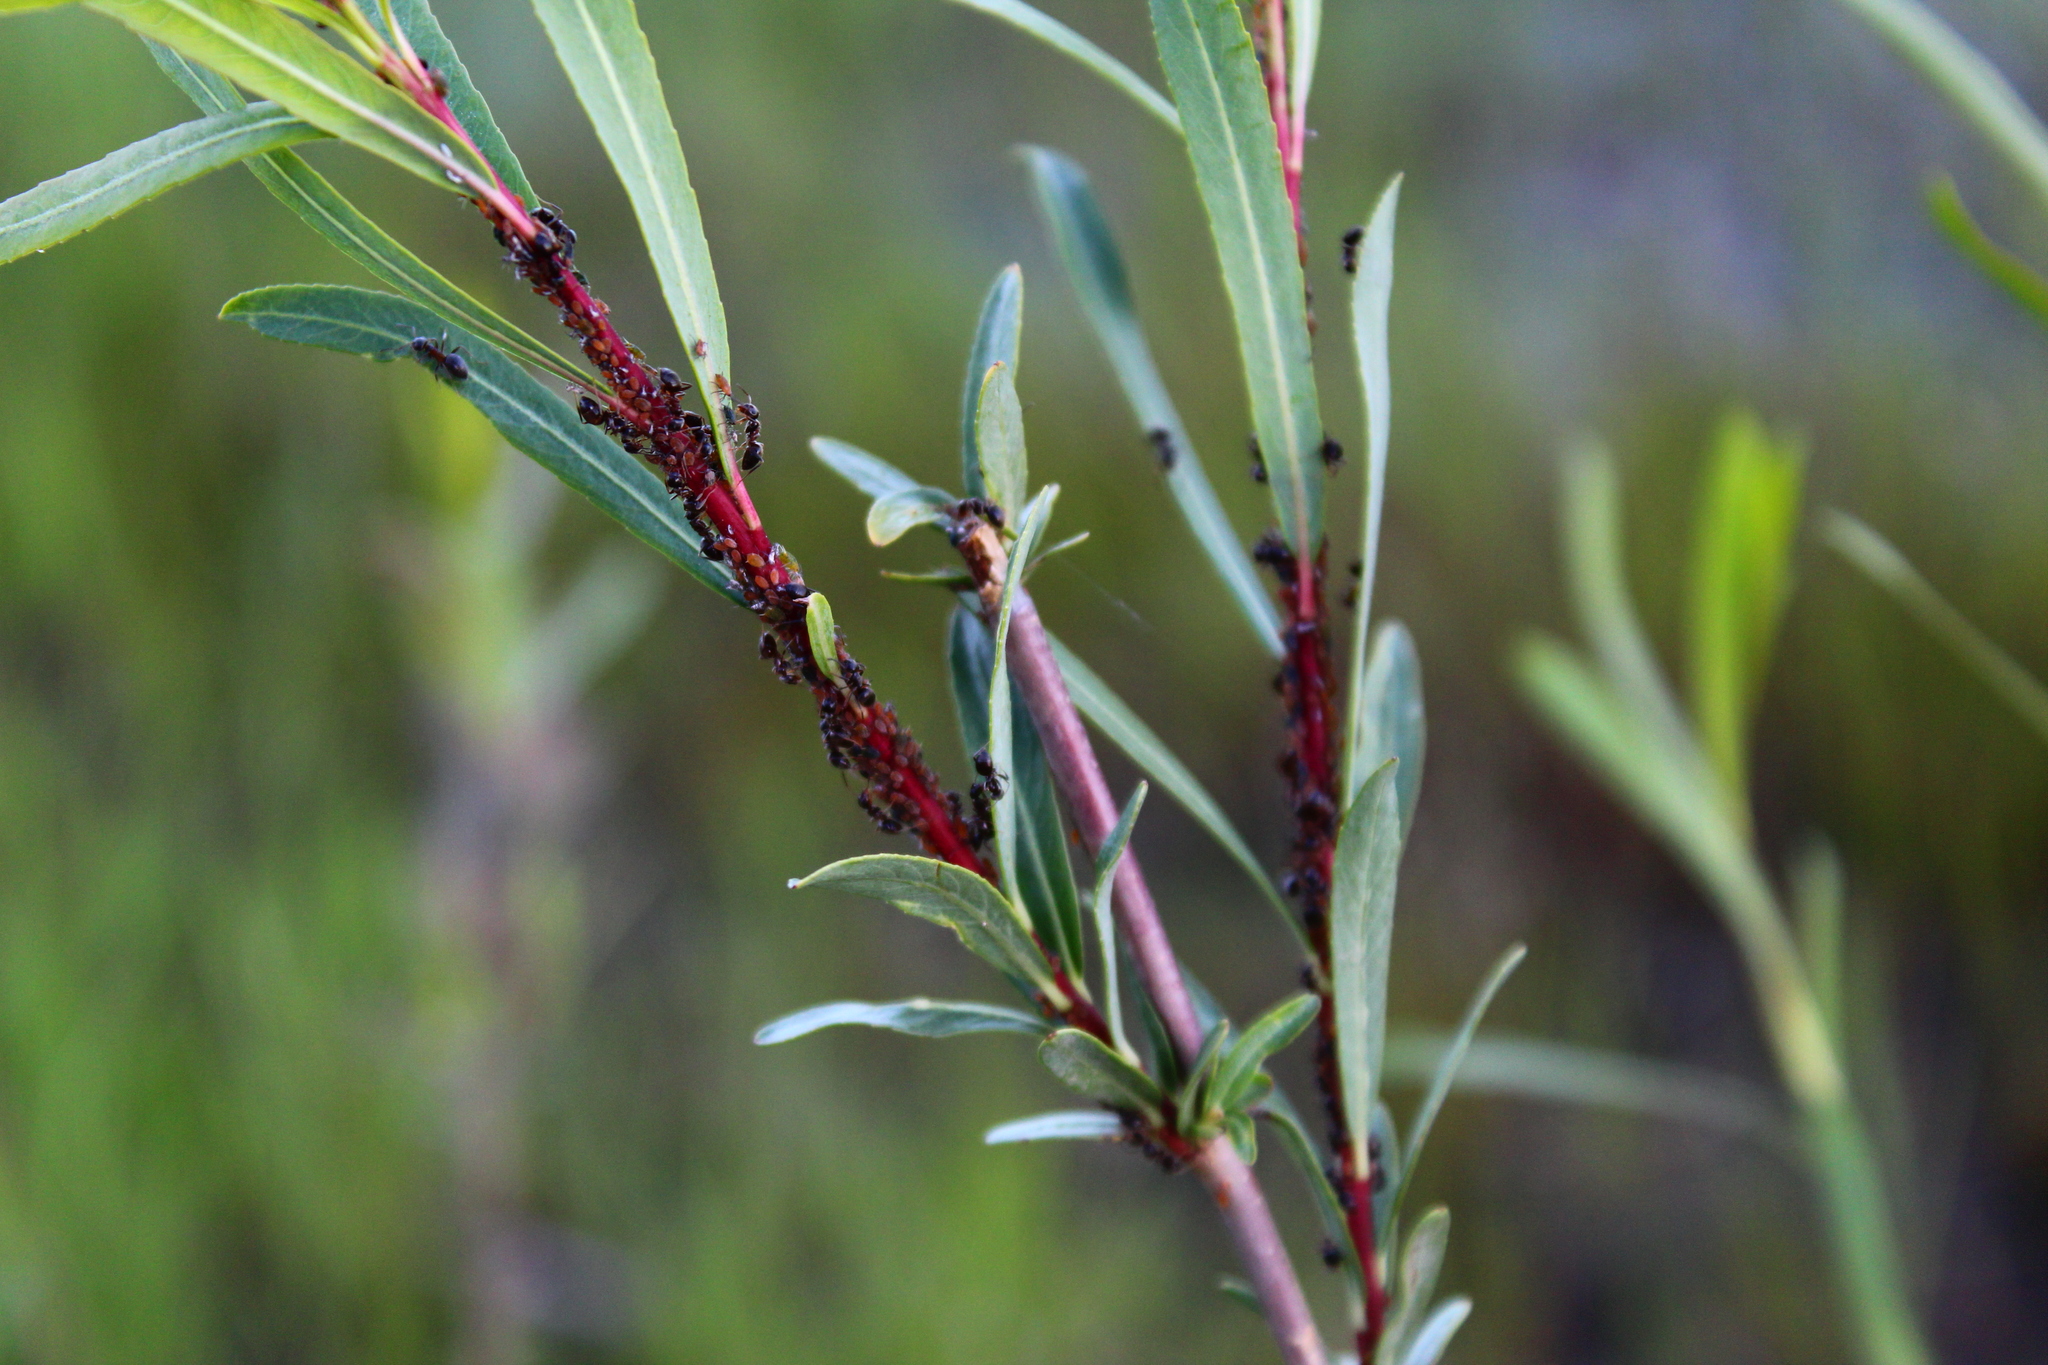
[{"left": 962, "top": 747, "right": 1007, "bottom": 849}]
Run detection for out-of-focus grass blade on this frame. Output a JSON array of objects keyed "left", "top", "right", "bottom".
[
  {"left": 1150, "top": 0, "right": 1323, "bottom": 554},
  {"left": 1020, "top": 145, "right": 1281, "bottom": 654},
  {"left": 530, "top": 0, "right": 731, "bottom": 464},
  {"left": 1348, "top": 620, "right": 1425, "bottom": 834},
  {"left": 1829, "top": 0, "right": 2048, "bottom": 218},
  {"left": 89, "top": 0, "right": 498, "bottom": 198},
  {"left": 1340, "top": 175, "right": 1402, "bottom": 792},
  {"left": 1926, "top": 174, "right": 2048, "bottom": 327},
  {"left": 0, "top": 105, "right": 322, "bottom": 266},
  {"left": 1287, "top": 0, "right": 1320, "bottom": 129},
  {"left": 984, "top": 1110, "right": 1126, "bottom": 1144},
  {"left": 945, "top": 0, "right": 1180, "bottom": 133},
  {"left": 383, "top": 0, "right": 536, "bottom": 205},
  {"left": 752, "top": 998, "right": 1046, "bottom": 1044},
  {"left": 220, "top": 285, "right": 734, "bottom": 598},
  {"left": 793, "top": 854, "right": 1055, "bottom": 998},
  {"left": 151, "top": 42, "right": 584, "bottom": 385},
  {"left": 1381, "top": 1030, "right": 1794, "bottom": 1152},
  {"left": 1792, "top": 838, "right": 1845, "bottom": 1041},
  {"left": 1330, "top": 759, "right": 1401, "bottom": 1167},
  {"left": 961, "top": 265, "right": 1022, "bottom": 498},
  {"left": 1823, "top": 509, "right": 2048, "bottom": 747},
  {"left": 1048, "top": 635, "right": 1306, "bottom": 952},
  {"left": 1686, "top": 410, "right": 1802, "bottom": 821},
  {"left": 976, "top": 361, "right": 1030, "bottom": 518},
  {"left": 1386, "top": 944, "right": 1525, "bottom": 1224}
]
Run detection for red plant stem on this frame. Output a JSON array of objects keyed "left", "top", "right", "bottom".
[
  {"left": 1256, "top": 0, "right": 1307, "bottom": 265},
  {"left": 957, "top": 525, "right": 1327, "bottom": 1365}
]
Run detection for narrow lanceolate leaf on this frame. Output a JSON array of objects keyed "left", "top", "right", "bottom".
[
  {"left": 988, "top": 489, "right": 1059, "bottom": 917},
  {"left": 1385, "top": 1208, "right": 1450, "bottom": 1361},
  {"left": 1829, "top": 0, "right": 2048, "bottom": 219},
  {"left": 961, "top": 265, "right": 1023, "bottom": 498},
  {"left": 945, "top": 0, "right": 1181, "bottom": 133},
  {"left": 1331, "top": 759, "right": 1402, "bottom": 1167},
  {"left": 1091, "top": 781, "right": 1148, "bottom": 1058},
  {"left": 1257, "top": 1087, "right": 1360, "bottom": 1283},
  {"left": 1348, "top": 619, "right": 1425, "bottom": 833},
  {"left": 1020, "top": 145, "right": 1281, "bottom": 654},
  {"left": 1380, "top": 1031, "right": 1794, "bottom": 1152},
  {"left": 1039, "top": 1027, "right": 1166, "bottom": 1114},
  {"left": 1049, "top": 636, "right": 1303, "bottom": 951},
  {"left": 150, "top": 43, "right": 583, "bottom": 385},
  {"left": 1211, "top": 991, "right": 1318, "bottom": 1112},
  {"left": 975, "top": 361, "right": 1029, "bottom": 518},
  {"left": 752, "top": 998, "right": 1045, "bottom": 1045},
  {"left": 221, "top": 285, "right": 734, "bottom": 597},
  {"left": 949, "top": 606, "right": 1086, "bottom": 975},
  {"left": 530, "top": 0, "right": 731, "bottom": 459},
  {"left": 1398, "top": 1297, "right": 1472, "bottom": 1365},
  {"left": 1341, "top": 176, "right": 1403, "bottom": 785},
  {"left": 1686, "top": 409, "right": 1802, "bottom": 818},
  {"left": 1824, "top": 510, "right": 2048, "bottom": 748},
  {"left": 0, "top": 105, "right": 322, "bottom": 266},
  {"left": 89, "top": 0, "right": 499, "bottom": 199},
  {"left": 1927, "top": 175, "right": 2048, "bottom": 327},
  {"left": 1387, "top": 944, "right": 1526, "bottom": 1223},
  {"left": 792, "top": 854, "right": 1056, "bottom": 998},
  {"left": 1150, "top": 0, "right": 1323, "bottom": 553},
  {"left": 384, "top": 0, "right": 536, "bottom": 205},
  {"left": 984, "top": 1110, "right": 1126, "bottom": 1144},
  {"left": 810, "top": 436, "right": 927, "bottom": 501}
]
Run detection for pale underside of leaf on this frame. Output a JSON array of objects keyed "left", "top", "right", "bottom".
[
  {"left": 984, "top": 1110, "right": 1126, "bottom": 1144},
  {"left": 752, "top": 998, "right": 1045, "bottom": 1045}
]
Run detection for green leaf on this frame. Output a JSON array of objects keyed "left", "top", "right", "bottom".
[
  {"left": 0, "top": 106, "right": 323, "bottom": 266},
  {"left": 1686, "top": 409, "right": 1802, "bottom": 818},
  {"left": 1331, "top": 759, "right": 1402, "bottom": 1168},
  {"left": 984, "top": 1110, "right": 1126, "bottom": 1144},
  {"left": 1049, "top": 635, "right": 1306, "bottom": 952},
  {"left": 945, "top": 0, "right": 1181, "bottom": 133},
  {"left": 1380, "top": 1030, "right": 1793, "bottom": 1152},
  {"left": 975, "top": 361, "right": 1029, "bottom": 518},
  {"left": 1257, "top": 1088, "right": 1361, "bottom": 1290},
  {"left": 1090, "top": 781, "right": 1148, "bottom": 1059},
  {"left": 150, "top": 42, "right": 584, "bottom": 386},
  {"left": 1383, "top": 1207, "right": 1450, "bottom": 1364},
  {"left": 1225, "top": 1109, "right": 1257, "bottom": 1162},
  {"left": 1, "top": 0, "right": 74, "bottom": 14},
  {"left": 791, "top": 853, "right": 1056, "bottom": 998},
  {"left": 866, "top": 487, "right": 954, "bottom": 546},
  {"left": 221, "top": 284, "right": 734, "bottom": 598},
  {"left": 1175, "top": 1018, "right": 1232, "bottom": 1122},
  {"left": 1926, "top": 174, "right": 2048, "bottom": 327},
  {"left": 1824, "top": 509, "right": 2048, "bottom": 747},
  {"left": 1793, "top": 838, "right": 1845, "bottom": 1042},
  {"left": 961, "top": 264, "right": 1023, "bottom": 498},
  {"left": 1396, "top": 1297, "right": 1472, "bottom": 1365},
  {"left": 530, "top": 0, "right": 731, "bottom": 465},
  {"left": 1038, "top": 1027, "right": 1165, "bottom": 1114},
  {"left": 804, "top": 592, "right": 842, "bottom": 684},
  {"left": 988, "top": 488, "right": 1059, "bottom": 919},
  {"left": 1347, "top": 619, "right": 1425, "bottom": 833},
  {"left": 1829, "top": 0, "right": 2048, "bottom": 220},
  {"left": 1386, "top": 944, "right": 1525, "bottom": 1225},
  {"left": 1215, "top": 1274, "right": 1263, "bottom": 1316},
  {"left": 1212, "top": 992, "right": 1318, "bottom": 1113},
  {"left": 382, "top": 0, "right": 536, "bottom": 205},
  {"left": 1149, "top": 0, "right": 1322, "bottom": 553},
  {"left": 1020, "top": 145, "right": 1281, "bottom": 654},
  {"left": 810, "top": 435, "right": 925, "bottom": 499},
  {"left": 753, "top": 998, "right": 1045, "bottom": 1045},
  {"left": 949, "top": 606, "right": 1087, "bottom": 976},
  {"left": 89, "top": 0, "right": 499, "bottom": 199}
]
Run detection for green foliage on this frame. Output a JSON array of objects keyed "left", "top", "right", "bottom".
[
  {"left": 1926, "top": 175, "right": 2048, "bottom": 326},
  {"left": 946, "top": 0, "right": 1181, "bottom": 133},
  {"left": 960, "top": 264, "right": 1022, "bottom": 498},
  {"left": 1038, "top": 1027, "right": 1165, "bottom": 1116},
  {"left": 0, "top": 105, "right": 322, "bottom": 265},
  {"left": 381, "top": 0, "right": 536, "bottom": 204},
  {"left": 1331, "top": 759, "right": 1403, "bottom": 1168},
  {"left": 974, "top": 359, "right": 1029, "bottom": 519},
  {"left": 1348, "top": 620, "right": 1425, "bottom": 834}
]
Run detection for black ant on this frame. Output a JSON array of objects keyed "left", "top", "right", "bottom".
[
  {"left": 1320, "top": 436, "right": 1344, "bottom": 469},
  {"left": 1340, "top": 225, "right": 1364, "bottom": 275},
  {"left": 1147, "top": 426, "right": 1177, "bottom": 472},
  {"left": 405, "top": 334, "right": 469, "bottom": 383}
]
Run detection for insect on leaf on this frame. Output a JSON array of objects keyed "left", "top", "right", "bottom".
[
  {"left": 976, "top": 361, "right": 1030, "bottom": 519},
  {"left": 89, "top": 0, "right": 499, "bottom": 198},
  {"left": 961, "top": 264, "right": 1023, "bottom": 497},
  {"left": 0, "top": 106, "right": 323, "bottom": 267},
  {"left": 984, "top": 1110, "right": 1126, "bottom": 1144},
  {"left": 1149, "top": 0, "right": 1323, "bottom": 553},
  {"left": 221, "top": 285, "right": 735, "bottom": 599},
  {"left": 792, "top": 854, "right": 1056, "bottom": 999},
  {"left": 530, "top": 0, "right": 732, "bottom": 466},
  {"left": 753, "top": 998, "right": 1046, "bottom": 1045},
  {"left": 804, "top": 592, "right": 842, "bottom": 684},
  {"left": 946, "top": 0, "right": 1181, "bottom": 133},
  {"left": 381, "top": 0, "right": 536, "bottom": 205},
  {"left": 1331, "top": 758, "right": 1402, "bottom": 1168},
  {"left": 1020, "top": 145, "right": 1281, "bottom": 654},
  {"left": 1038, "top": 1027, "right": 1165, "bottom": 1115}
]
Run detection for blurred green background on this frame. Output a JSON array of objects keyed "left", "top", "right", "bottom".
[{"left": 2, "top": 0, "right": 2046, "bottom": 1360}]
